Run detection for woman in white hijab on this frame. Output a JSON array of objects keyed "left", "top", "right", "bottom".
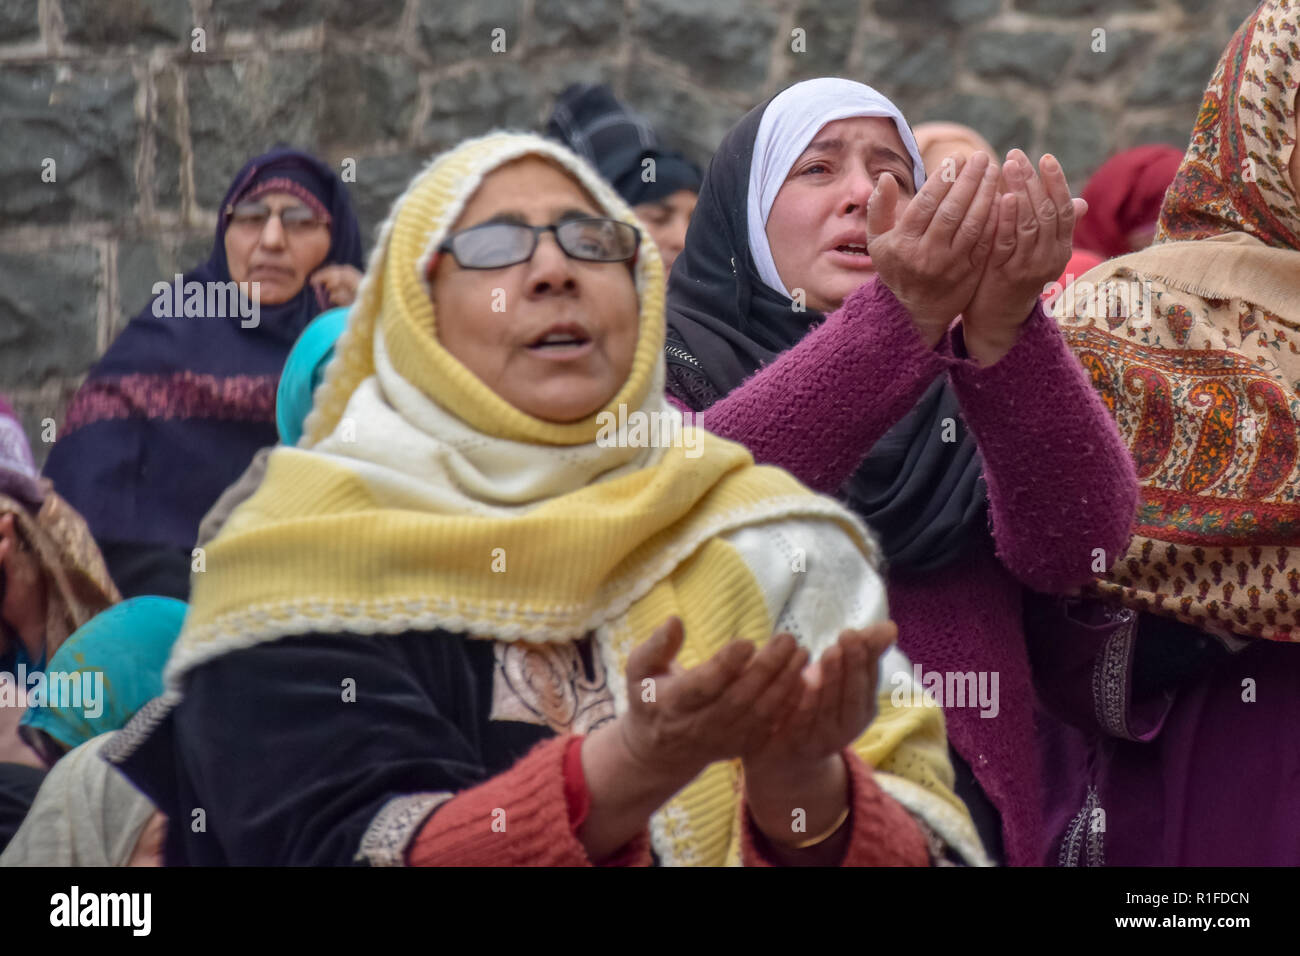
[{"left": 664, "top": 77, "right": 1138, "bottom": 866}]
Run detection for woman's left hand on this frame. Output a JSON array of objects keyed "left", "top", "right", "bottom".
[
  {"left": 309, "top": 264, "right": 363, "bottom": 307},
  {"left": 739, "top": 622, "right": 895, "bottom": 861},
  {"left": 961, "top": 151, "right": 1087, "bottom": 366}
]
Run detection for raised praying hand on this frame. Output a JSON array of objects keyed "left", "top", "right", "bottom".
[{"left": 867, "top": 148, "right": 1087, "bottom": 365}]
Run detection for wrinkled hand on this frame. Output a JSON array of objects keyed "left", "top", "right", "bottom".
[
  {"left": 961, "top": 150, "right": 1087, "bottom": 365},
  {"left": 741, "top": 622, "right": 895, "bottom": 780},
  {"left": 309, "top": 264, "right": 363, "bottom": 308},
  {"left": 867, "top": 153, "right": 1001, "bottom": 348},
  {"left": 618, "top": 617, "right": 808, "bottom": 783}
]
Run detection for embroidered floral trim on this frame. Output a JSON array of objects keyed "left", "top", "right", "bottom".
[
  {"left": 1092, "top": 609, "right": 1138, "bottom": 739},
  {"left": 230, "top": 178, "right": 332, "bottom": 222},
  {"left": 354, "top": 792, "right": 454, "bottom": 867},
  {"left": 1058, "top": 785, "right": 1106, "bottom": 867},
  {"left": 489, "top": 640, "right": 615, "bottom": 735}
]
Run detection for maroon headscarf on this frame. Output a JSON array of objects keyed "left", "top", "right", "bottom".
[{"left": 1073, "top": 145, "right": 1184, "bottom": 259}]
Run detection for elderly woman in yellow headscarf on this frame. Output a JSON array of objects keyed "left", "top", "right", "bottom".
[
  {"left": 1043, "top": 0, "right": 1300, "bottom": 865},
  {"left": 107, "top": 132, "right": 985, "bottom": 867}
]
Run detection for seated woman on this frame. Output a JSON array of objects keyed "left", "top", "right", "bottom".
[
  {"left": 0, "top": 396, "right": 118, "bottom": 769},
  {"left": 42, "top": 149, "right": 364, "bottom": 601},
  {"left": 662, "top": 78, "right": 1138, "bottom": 865},
  {"left": 547, "top": 84, "right": 700, "bottom": 273},
  {"left": 1045, "top": 0, "right": 1300, "bottom": 865},
  {"left": 106, "top": 131, "right": 986, "bottom": 867}
]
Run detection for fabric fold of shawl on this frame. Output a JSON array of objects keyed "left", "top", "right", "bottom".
[{"left": 1053, "top": 2, "right": 1300, "bottom": 641}]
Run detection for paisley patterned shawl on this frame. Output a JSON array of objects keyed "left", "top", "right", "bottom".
[{"left": 1053, "top": 0, "right": 1300, "bottom": 641}]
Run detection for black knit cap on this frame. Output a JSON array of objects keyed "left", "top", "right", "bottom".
[{"left": 545, "top": 84, "right": 702, "bottom": 207}]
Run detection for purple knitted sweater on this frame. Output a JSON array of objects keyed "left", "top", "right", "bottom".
[{"left": 669, "top": 278, "right": 1138, "bottom": 866}]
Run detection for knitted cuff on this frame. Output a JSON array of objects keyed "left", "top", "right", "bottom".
[
  {"left": 948, "top": 300, "right": 1057, "bottom": 383},
  {"left": 407, "top": 736, "right": 594, "bottom": 867},
  {"left": 739, "top": 750, "right": 930, "bottom": 867}
]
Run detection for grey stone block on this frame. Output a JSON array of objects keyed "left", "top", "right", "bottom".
[
  {"left": 532, "top": 0, "right": 623, "bottom": 52},
  {"left": 622, "top": 71, "right": 747, "bottom": 172},
  {"left": 209, "top": 0, "right": 404, "bottom": 31},
  {"left": 418, "top": 0, "right": 521, "bottom": 66},
  {"left": 321, "top": 50, "right": 419, "bottom": 144},
  {"left": 786, "top": 0, "right": 857, "bottom": 73},
  {"left": 1128, "top": 34, "right": 1222, "bottom": 107},
  {"left": 62, "top": 0, "right": 191, "bottom": 47},
  {"left": 861, "top": 33, "right": 956, "bottom": 92},
  {"left": 633, "top": 0, "right": 775, "bottom": 92},
  {"left": 347, "top": 151, "right": 429, "bottom": 246},
  {"left": 0, "top": 246, "right": 101, "bottom": 389},
  {"left": 0, "top": 67, "right": 139, "bottom": 223},
  {"left": 1072, "top": 29, "right": 1154, "bottom": 81},
  {"left": 532, "top": 59, "right": 620, "bottom": 127},
  {"left": 875, "top": 0, "right": 999, "bottom": 27},
  {"left": 1046, "top": 101, "right": 1114, "bottom": 186},
  {"left": 187, "top": 56, "right": 325, "bottom": 210},
  {"left": 422, "top": 62, "right": 538, "bottom": 148},
  {"left": 116, "top": 234, "right": 213, "bottom": 324},
  {"left": 967, "top": 31, "right": 1076, "bottom": 84},
  {"left": 0, "top": 0, "right": 40, "bottom": 43},
  {"left": 322, "top": 0, "right": 405, "bottom": 30},
  {"left": 208, "top": 0, "right": 320, "bottom": 31}
]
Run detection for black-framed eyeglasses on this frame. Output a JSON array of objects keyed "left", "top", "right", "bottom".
[{"left": 437, "top": 217, "right": 640, "bottom": 269}]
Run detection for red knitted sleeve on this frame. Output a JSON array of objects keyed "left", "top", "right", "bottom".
[
  {"left": 406, "top": 735, "right": 653, "bottom": 867},
  {"left": 739, "top": 750, "right": 930, "bottom": 867}
]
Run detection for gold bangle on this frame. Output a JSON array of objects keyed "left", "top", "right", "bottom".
[{"left": 783, "top": 805, "right": 851, "bottom": 851}]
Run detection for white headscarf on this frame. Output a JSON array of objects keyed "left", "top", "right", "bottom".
[{"left": 746, "top": 77, "right": 927, "bottom": 298}]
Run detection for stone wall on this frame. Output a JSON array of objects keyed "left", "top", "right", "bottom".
[{"left": 0, "top": 0, "right": 1263, "bottom": 462}]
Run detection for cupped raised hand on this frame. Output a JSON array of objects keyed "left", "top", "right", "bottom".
[
  {"left": 866, "top": 153, "right": 1001, "bottom": 347},
  {"left": 961, "top": 150, "right": 1088, "bottom": 365},
  {"left": 741, "top": 621, "right": 898, "bottom": 780},
  {"left": 617, "top": 617, "right": 809, "bottom": 783}
]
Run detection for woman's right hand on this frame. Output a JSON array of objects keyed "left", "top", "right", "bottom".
[
  {"left": 866, "top": 152, "right": 1001, "bottom": 347},
  {"left": 576, "top": 616, "right": 807, "bottom": 861},
  {"left": 617, "top": 616, "right": 809, "bottom": 783}
]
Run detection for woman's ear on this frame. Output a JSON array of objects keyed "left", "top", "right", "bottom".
[{"left": 426, "top": 252, "right": 441, "bottom": 283}]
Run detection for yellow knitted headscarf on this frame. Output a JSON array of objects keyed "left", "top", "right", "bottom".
[{"left": 170, "top": 132, "right": 974, "bottom": 865}]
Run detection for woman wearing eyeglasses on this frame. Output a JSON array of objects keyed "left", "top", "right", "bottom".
[
  {"left": 106, "top": 132, "right": 987, "bottom": 867},
  {"left": 42, "top": 148, "right": 363, "bottom": 601}
]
